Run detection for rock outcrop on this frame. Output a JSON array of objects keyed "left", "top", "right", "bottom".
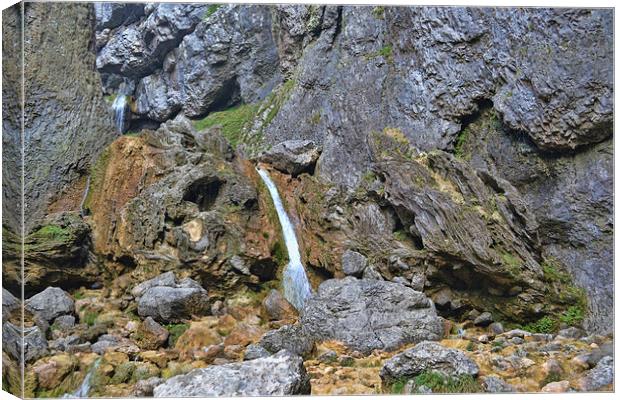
[
  {"left": 380, "top": 341, "right": 479, "bottom": 384},
  {"left": 259, "top": 140, "right": 320, "bottom": 175},
  {"left": 301, "top": 278, "right": 444, "bottom": 354},
  {"left": 153, "top": 350, "right": 311, "bottom": 396},
  {"left": 25, "top": 287, "right": 74, "bottom": 323}
]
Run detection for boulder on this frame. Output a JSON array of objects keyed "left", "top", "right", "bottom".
[
  {"left": 481, "top": 375, "right": 514, "bottom": 393},
  {"left": 53, "top": 315, "right": 76, "bottom": 330},
  {"left": 259, "top": 140, "right": 320, "bottom": 175},
  {"left": 341, "top": 250, "right": 368, "bottom": 277},
  {"left": 556, "top": 327, "right": 585, "bottom": 339},
  {"left": 134, "top": 274, "right": 209, "bottom": 323},
  {"left": 262, "top": 289, "right": 298, "bottom": 321},
  {"left": 258, "top": 324, "right": 315, "bottom": 357},
  {"left": 131, "top": 271, "right": 176, "bottom": 298},
  {"left": 243, "top": 344, "right": 271, "bottom": 361},
  {"left": 575, "top": 356, "right": 613, "bottom": 391},
  {"left": 541, "top": 381, "right": 570, "bottom": 393},
  {"left": 380, "top": 341, "right": 479, "bottom": 384},
  {"left": 153, "top": 350, "right": 311, "bottom": 396},
  {"left": 474, "top": 312, "right": 494, "bottom": 327},
  {"left": 25, "top": 287, "right": 74, "bottom": 323},
  {"left": 132, "top": 317, "right": 170, "bottom": 350},
  {"left": 301, "top": 277, "right": 444, "bottom": 354},
  {"left": 2, "top": 288, "right": 19, "bottom": 322},
  {"left": 132, "top": 377, "right": 165, "bottom": 397},
  {"left": 32, "top": 353, "right": 78, "bottom": 389},
  {"left": 2, "top": 322, "right": 48, "bottom": 362}
]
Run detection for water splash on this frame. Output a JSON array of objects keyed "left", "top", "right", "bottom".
[
  {"left": 63, "top": 358, "right": 101, "bottom": 398},
  {"left": 256, "top": 167, "right": 312, "bottom": 310},
  {"left": 112, "top": 94, "right": 130, "bottom": 134}
]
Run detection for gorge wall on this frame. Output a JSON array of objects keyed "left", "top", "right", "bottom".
[{"left": 2, "top": 3, "right": 613, "bottom": 336}]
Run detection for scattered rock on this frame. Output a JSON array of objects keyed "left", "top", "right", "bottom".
[
  {"left": 541, "top": 380, "right": 570, "bottom": 393},
  {"left": 154, "top": 350, "right": 311, "bottom": 396},
  {"left": 488, "top": 322, "right": 504, "bottom": 335},
  {"left": 474, "top": 312, "right": 494, "bottom": 327},
  {"left": 317, "top": 350, "right": 338, "bottom": 364},
  {"left": 132, "top": 376, "right": 165, "bottom": 397},
  {"left": 133, "top": 317, "right": 170, "bottom": 350},
  {"left": 25, "top": 287, "right": 74, "bottom": 323},
  {"left": 481, "top": 375, "right": 515, "bottom": 393},
  {"left": 53, "top": 315, "right": 76, "bottom": 330},
  {"left": 586, "top": 342, "right": 614, "bottom": 367},
  {"left": 301, "top": 278, "right": 444, "bottom": 354},
  {"left": 341, "top": 250, "right": 368, "bottom": 277},
  {"left": 380, "top": 341, "right": 479, "bottom": 384},
  {"left": 262, "top": 290, "right": 298, "bottom": 321},
  {"left": 258, "top": 324, "right": 315, "bottom": 357},
  {"left": 556, "top": 327, "right": 585, "bottom": 340},
  {"left": 32, "top": 353, "right": 78, "bottom": 389}
]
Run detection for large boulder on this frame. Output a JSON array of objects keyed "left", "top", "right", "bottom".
[
  {"left": 258, "top": 324, "right": 315, "bottom": 357},
  {"left": 259, "top": 140, "right": 321, "bottom": 176},
  {"left": 94, "top": 3, "right": 145, "bottom": 30},
  {"left": 341, "top": 250, "right": 368, "bottom": 277},
  {"left": 153, "top": 350, "right": 311, "bottom": 396},
  {"left": 135, "top": 274, "right": 210, "bottom": 323},
  {"left": 575, "top": 356, "right": 614, "bottom": 391},
  {"left": 132, "top": 317, "right": 170, "bottom": 350},
  {"left": 2, "top": 288, "right": 19, "bottom": 322},
  {"left": 300, "top": 277, "right": 444, "bottom": 354},
  {"left": 2, "top": 322, "right": 48, "bottom": 362},
  {"left": 25, "top": 287, "right": 74, "bottom": 323},
  {"left": 380, "top": 341, "right": 480, "bottom": 384},
  {"left": 262, "top": 289, "right": 298, "bottom": 321}
]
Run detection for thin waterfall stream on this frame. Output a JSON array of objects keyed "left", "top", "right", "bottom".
[
  {"left": 257, "top": 167, "right": 312, "bottom": 310},
  {"left": 63, "top": 358, "right": 101, "bottom": 398},
  {"left": 112, "top": 94, "right": 129, "bottom": 134}
]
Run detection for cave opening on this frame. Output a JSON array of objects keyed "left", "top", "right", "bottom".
[{"left": 183, "top": 177, "right": 224, "bottom": 211}]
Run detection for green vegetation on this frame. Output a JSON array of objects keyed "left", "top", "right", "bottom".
[
  {"left": 499, "top": 251, "right": 522, "bottom": 278},
  {"left": 83, "top": 311, "right": 99, "bottom": 326},
  {"left": 205, "top": 4, "right": 221, "bottom": 19},
  {"left": 542, "top": 258, "right": 571, "bottom": 284},
  {"left": 523, "top": 315, "right": 556, "bottom": 333},
  {"left": 393, "top": 229, "right": 409, "bottom": 242},
  {"left": 372, "top": 6, "right": 385, "bottom": 19},
  {"left": 84, "top": 146, "right": 111, "bottom": 211},
  {"left": 166, "top": 323, "right": 189, "bottom": 346},
  {"left": 193, "top": 103, "right": 259, "bottom": 148},
  {"left": 541, "top": 371, "right": 563, "bottom": 388},
  {"left": 31, "top": 224, "right": 71, "bottom": 242},
  {"left": 365, "top": 45, "right": 394, "bottom": 64},
  {"left": 560, "top": 305, "right": 585, "bottom": 326},
  {"left": 390, "top": 371, "right": 481, "bottom": 394},
  {"left": 454, "top": 126, "right": 471, "bottom": 159},
  {"left": 466, "top": 341, "right": 475, "bottom": 352},
  {"left": 263, "top": 79, "right": 295, "bottom": 127},
  {"left": 309, "top": 111, "right": 321, "bottom": 125},
  {"left": 271, "top": 239, "right": 288, "bottom": 266}
]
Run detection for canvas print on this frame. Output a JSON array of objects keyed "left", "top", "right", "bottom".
[{"left": 1, "top": 1, "right": 614, "bottom": 398}]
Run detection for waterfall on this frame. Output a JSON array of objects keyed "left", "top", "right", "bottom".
[
  {"left": 63, "top": 358, "right": 101, "bottom": 398},
  {"left": 257, "top": 168, "right": 312, "bottom": 310},
  {"left": 112, "top": 94, "right": 129, "bottom": 134}
]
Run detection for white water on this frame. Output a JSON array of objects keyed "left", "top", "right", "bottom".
[
  {"left": 257, "top": 168, "right": 312, "bottom": 310},
  {"left": 112, "top": 94, "right": 129, "bottom": 134},
  {"left": 63, "top": 358, "right": 101, "bottom": 398}
]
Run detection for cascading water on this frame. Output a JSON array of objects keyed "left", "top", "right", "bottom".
[
  {"left": 257, "top": 168, "right": 312, "bottom": 310},
  {"left": 63, "top": 358, "right": 101, "bottom": 398},
  {"left": 112, "top": 94, "right": 130, "bottom": 134}
]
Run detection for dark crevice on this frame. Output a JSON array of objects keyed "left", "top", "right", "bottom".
[{"left": 183, "top": 177, "right": 225, "bottom": 211}]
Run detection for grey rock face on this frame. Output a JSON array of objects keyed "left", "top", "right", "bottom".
[
  {"left": 258, "top": 324, "right": 315, "bottom": 357},
  {"left": 53, "top": 315, "right": 76, "bottom": 330},
  {"left": 25, "top": 287, "right": 74, "bottom": 323},
  {"left": 576, "top": 356, "right": 613, "bottom": 391},
  {"left": 15, "top": 3, "right": 117, "bottom": 234},
  {"left": 301, "top": 277, "right": 444, "bottom": 354},
  {"left": 2, "top": 322, "right": 48, "bottom": 362},
  {"left": 154, "top": 350, "right": 311, "bottom": 396},
  {"left": 474, "top": 312, "right": 494, "bottom": 327},
  {"left": 259, "top": 140, "right": 321, "bottom": 176},
  {"left": 132, "top": 4, "right": 280, "bottom": 120},
  {"left": 131, "top": 271, "right": 176, "bottom": 298},
  {"left": 380, "top": 341, "right": 479, "bottom": 384},
  {"left": 341, "top": 250, "right": 368, "bottom": 277},
  {"left": 94, "top": 3, "right": 145, "bottom": 30},
  {"left": 2, "top": 288, "right": 19, "bottom": 322},
  {"left": 97, "top": 4, "right": 207, "bottom": 78}
]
